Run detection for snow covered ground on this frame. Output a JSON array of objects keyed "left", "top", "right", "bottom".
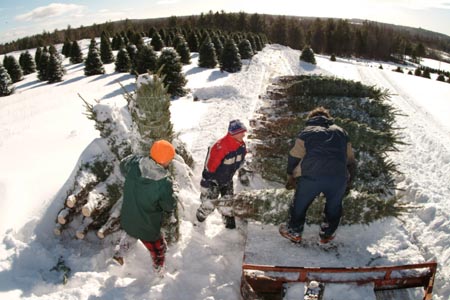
[{"left": 1, "top": 41, "right": 450, "bottom": 299}]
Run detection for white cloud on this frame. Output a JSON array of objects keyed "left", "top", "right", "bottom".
[{"left": 15, "top": 3, "right": 86, "bottom": 21}]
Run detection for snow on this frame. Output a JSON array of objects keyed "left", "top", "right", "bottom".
[{"left": 1, "top": 41, "right": 450, "bottom": 300}]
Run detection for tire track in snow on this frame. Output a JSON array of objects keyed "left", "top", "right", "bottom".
[
  {"left": 187, "top": 45, "right": 298, "bottom": 180},
  {"left": 172, "top": 45, "right": 303, "bottom": 300},
  {"left": 357, "top": 66, "right": 450, "bottom": 297}
]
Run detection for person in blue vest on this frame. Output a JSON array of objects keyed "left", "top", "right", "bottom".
[
  {"left": 196, "top": 119, "right": 247, "bottom": 229},
  {"left": 113, "top": 140, "right": 176, "bottom": 276},
  {"left": 279, "top": 107, "right": 356, "bottom": 244}
]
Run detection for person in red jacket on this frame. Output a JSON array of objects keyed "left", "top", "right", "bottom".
[{"left": 196, "top": 119, "right": 247, "bottom": 229}]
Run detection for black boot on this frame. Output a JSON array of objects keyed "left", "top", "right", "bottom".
[
  {"left": 196, "top": 209, "right": 207, "bottom": 223},
  {"left": 224, "top": 216, "right": 236, "bottom": 229}
]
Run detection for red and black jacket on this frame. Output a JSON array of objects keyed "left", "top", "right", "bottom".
[{"left": 201, "top": 133, "right": 246, "bottom": 187}]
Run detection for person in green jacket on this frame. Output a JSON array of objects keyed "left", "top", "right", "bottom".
[{"left": 113, "top": 140, "right": 176, "bottom": 275}]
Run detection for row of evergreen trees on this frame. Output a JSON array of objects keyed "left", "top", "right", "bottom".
[
  {"left": 299, "top": 45, "right": 450, "bottom": 84},
  {"left": 3, "top": 11, "right": 449, "bottom": 62},
  {"left": 1, "top": 27, "right": 266, "bottom": 97},
  {"left": 1, "top": 44, "right": 66, "bottom": 96},
  {"left": 391, "top": 66, "right": 450, "bottom": 83}
]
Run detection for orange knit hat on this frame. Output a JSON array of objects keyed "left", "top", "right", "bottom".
[{"left": 150, "top": 140, "right": 175, "bottom": 165}]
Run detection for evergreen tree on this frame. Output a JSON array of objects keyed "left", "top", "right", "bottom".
[
  {"left": 187, "top": 31, "right": 199, "bottom": 52},
  {"left": 220, "top": 38, "right": 242, "bottom": 73},
  {"left": 4, "top": 55, "right": 24, "bottom": 83},
  {"left": 436, "top": 74, "right": 446, "bottom": 82},
  {"left": 129, "top": 31, "right": 143, "bottom": 48},
  {"left": 70, "top": 41, "right": 83, "bottom": 64},
  {"left": 49, "top": 45, "right": 58, "bottom": 55},
  {"left": 254, "top": 34, "right": 264, "bottom": 51},
  {"left": 2, "top": 55, "right": 8, "bottom": 68},
  {"left": 158, "top": 28, "right": 167, "bottom": 43},
  {"left": 238, "top": 39, "right": 254, "bottom": 59},
  {"left": 111, "top": 34, "right": 121, "bottom": 50},
  {"left": 20, "top": 51, "right": 37, "bottom": 75},
  {"left": 46, "top": 52, "right": 65, "bottom": 83},
  {"left": 133, "top": 45, "right": 158, "bottom": 75},
  {"left": 0, "top": 64, "right": 14, "bottom": 96},
  {"left": 115, "top": 48, "right": 131, "bottom": 73},
  {"left": 270, "top": 16, "right": 288, "bottom": 45},
  {"left": 198, "top": 37, "right": 218, "bottom": 68},
  {"left": 35, "top": 47, "right": 42, "bottom": 67},
  {"left": 393, "top": 66, "right": 403, "bottom": 73},
  {"left": 38, "top": 51, "right": 50, "bottom": 81},
  {"left": 129, "top": 72, "right": 174, "bottom": 153},
  {"left": 62, "top": 39, "right": 72, "bottom": 57},
  {"left": 164, "top": 34, "right": 173, "bottom": 47},
  {"left": 89, "top": 38, "right": 98, "bottom": 52},
  {"left": 175, "top": 35, "right": 191, "bottom": 65},
  {"left": 211, "top": 35, "right": 224, "bottom": 62},
  {"left": 415, "top": 43, "right": 426, "bottom": 61},
  {"left": 422, "top": 69, "right": 431, "bottom": 79},
  {"left": 135, "top": 35, "right": 144, "bottom": 51},
  {"left": 300, "top": 46, "right": 317, "bottom": 65},
  {"left": 19, "top": 53, "right": 25, "bottom": 69},
  {"left": 126, "top": 44, "right": 138, "bottom": 63},
  {"left": 100, "top": 34, "right": 115, "bottom": 64},
  {"left": 249, "top": 13, "right": 265, "bottom": 33},
  {"left": 246, "top": 34, "right": 257, "bottom": 53},
  {"left": 310, "top": 18, "right": 325, "bottom": 54},
  {"left": 150, "top": 32, "right": 164, "bottom": 51},
  {"left": 414, "top": 67, "right": 422, "bottom": 76},
  {"left": 148, "top": 27, "right": 157, "bottom": 39},
  {"left": 156, "top": 48, "right": 187, "bottom": 97},
  {"left": 84, "top": 48, "right": 105, "bottom": 76},
  {"left": 287, "top": 23, "right": 305, "bottom": 50}
]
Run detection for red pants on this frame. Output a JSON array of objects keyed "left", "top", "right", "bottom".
[{"left": 141, "top": 237, "right": 166, "bottom": 269}]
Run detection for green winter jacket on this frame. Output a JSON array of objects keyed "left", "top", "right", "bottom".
[{"left": 120, "top": 155, "right": 175, "bottom": 241}]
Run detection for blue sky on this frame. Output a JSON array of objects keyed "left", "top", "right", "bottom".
[{"left": 1, "top": 0, "right": 450, "bottom": 44}]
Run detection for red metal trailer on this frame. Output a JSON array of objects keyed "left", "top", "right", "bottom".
[{"left": 241, "top": 261, "right": 437, "bottom": 300}]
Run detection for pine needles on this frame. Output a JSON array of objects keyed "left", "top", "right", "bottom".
[{"left": 248, "top": 75, "right": 410, "bottom": 225}]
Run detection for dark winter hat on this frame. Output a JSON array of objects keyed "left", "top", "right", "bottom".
[{"left": 228, "top": 119, "right": 247, "bottom": 135}]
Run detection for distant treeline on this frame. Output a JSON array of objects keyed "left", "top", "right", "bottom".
[{"left": 1, "top": 11, "right": 450, "bottom": 61}]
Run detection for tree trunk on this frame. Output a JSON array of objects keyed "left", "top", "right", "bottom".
[
  {"left": 81, "top": 191, "right": 109, "bottom": 218},
  {"left": 75, "top": 217, "right": 94, "bottom": 239},
  {"left": 57, "top": 207, "right": 73, "bottom": 225},
  {"left": 96, "top": 197, "right": 122, "bottom": 239},
  {"left": 66, "top": 181, "right": 98, "bottom": 208}
]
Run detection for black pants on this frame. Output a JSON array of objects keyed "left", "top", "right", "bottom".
[{"left": 197, "top": 182, "right": 234, "bottom": 219}]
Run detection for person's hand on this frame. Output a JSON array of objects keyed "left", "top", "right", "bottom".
[
  {"left": 238, "top": 168, "right": 251, "bottom": 186},
  {"left": 285, "top": 175, "right": 296, "bottom": 190},
  {"left": 345, "top": 162, "right": 356, "bottom": 195},
  {"left": 200, "top": 177, "right": 217, "bottom": 188},
  {"left": 345, "top": 179, "right": 352, "bottom": 195}
]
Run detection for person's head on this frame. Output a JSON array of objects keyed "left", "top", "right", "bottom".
[
  {"left": 228, "top": 119, "right": 247, "bottom": 142},
  {"left": 150, "top": 140, "right": 176, "bottom": 167},
  {"left": 307, "top": 106, "right": 332, "bottom": 120}
]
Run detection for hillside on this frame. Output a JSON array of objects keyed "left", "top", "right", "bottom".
[{"left": 1, "top": 42, "right": 450, "bottom": 299}]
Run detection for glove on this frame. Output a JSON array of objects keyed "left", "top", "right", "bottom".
[
  {"left": 238, "top": 168, "right": 251, "bottom": 186},
  {"left": 345, "top": 162, "right": 356, "bottom": 195},
  {"left": 285, "top": 175, "right": 296, "bottom": 190},
  {"left": 200, "top": 177, "right": 218, "bottom": 188}
]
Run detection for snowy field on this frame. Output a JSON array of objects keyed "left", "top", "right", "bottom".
[{"left": 1, "top": 41, "right": 450, "bottom": 299}]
